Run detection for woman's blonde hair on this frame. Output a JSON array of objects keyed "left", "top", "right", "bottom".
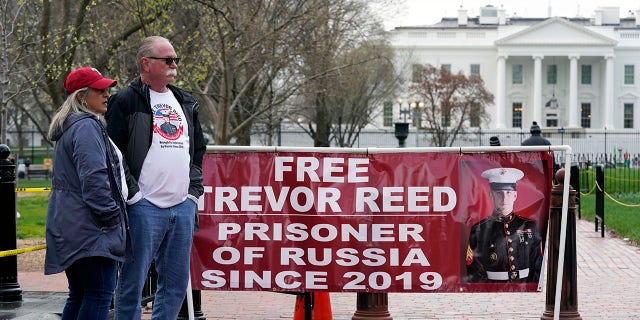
[{"left": 47, "top": 87, "right": 102, "bottom": 141}]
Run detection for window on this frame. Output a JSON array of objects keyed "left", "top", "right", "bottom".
[
  {"left": 624, "top": 103, "right": 634, "bottom": 128},
  {"left": 624, "top": 65, "right": 634, "bottom": 85},
  {"left": 581, "top": 103, "right": 591, "bottom": 128},
  {"left": 442, "top": 111, "right": 450, "bottom": 127},
  {"left": 512, "top": 102, "right": 523, "bottom": 128},
  {"left": 512, "top": 64, "right": 523, "bottom": 84},
  {"left": 411, "top": 64, "right": 423, "bottom": 82},
  {"left": 441, "top": 64, "right": 451, "bottom": 73},
  {"left": 383, "top": 101, "right": 393, "bottom": 127},
  {"left": 470, "top": 64, "right": 480, "bottom": 77},
  {"left": 546, "top": 119, "right": 558, "bottom": 127},
  {"left": 481, "top": 7, "right": 498, "bottom": 17},
  {"left": 581, "top": 65, "right": 592, "bottom": 84},
  {"left": 547, "top": 65, "right": 557, "bottom": 84},
  {"left": 469, "top": 103, "right": 480, "bottom": 127}
]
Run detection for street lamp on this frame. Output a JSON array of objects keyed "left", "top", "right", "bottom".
[
  {"left": 396, "top": 97, "right": 412, "bottom": 123},
  {"left": 394, "top": 98, "right": 413, "bottom": 147}
]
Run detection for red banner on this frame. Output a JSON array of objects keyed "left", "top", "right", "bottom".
[{"left": 191, "top": 150, "right": 553, "bottom": 293}]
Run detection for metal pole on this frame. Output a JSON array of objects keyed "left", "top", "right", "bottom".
[
  {"left": 31, "top": 130, "right": 34, "bottom": 161},
  {"left": 595, "top": 165, "right": 604, "bottom": 237},
  {"left": 0, "top": 144, "right": 23, "bottom": 302},
  {"left": 178, "top": 290, "right": 205, "bottom": 319},
  {"left": 569, "top": 165, "right": 580, "bottom": 219}
]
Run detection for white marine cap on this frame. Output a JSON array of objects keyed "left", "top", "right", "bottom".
[{"left": 481, "top": 167, "right": 524, "bottom": 191}]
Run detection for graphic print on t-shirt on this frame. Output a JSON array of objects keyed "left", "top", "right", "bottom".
[{"left": 152, "top": 105, "right": 183, "bottom": 141}]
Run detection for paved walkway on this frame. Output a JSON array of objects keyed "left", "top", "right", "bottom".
[{"left": 6, "top": 218, "right": 640, "bottom": 319}]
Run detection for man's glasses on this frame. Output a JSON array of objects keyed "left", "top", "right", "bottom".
[{"left": 146, "top": 57, "right": 180, "bottom": 65}]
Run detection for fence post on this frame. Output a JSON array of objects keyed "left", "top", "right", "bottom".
[
  {"left": 569, "top": 164, "right": 580, "bottom": 219},
  {"left": 0, "top": 144, "right": 23, "bottom": 302},
  {"left": 595, "top": 165, "right": 604, "bottom": 237},
  {"left": 541, "top": 168, "right": 582, "bottom": 320},
  {"left": 352, "top": 293, "right": 392, "bottom": 320}
]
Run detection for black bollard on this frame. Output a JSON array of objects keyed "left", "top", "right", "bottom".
[
  {"left": 595, "top": 165, "right": 604, "bottom": 237},
  {"left": 569, "top": 164, "right": 580, "bottom": 219},
  {"left": 541, "top": 168, "right": 582, "bottom": 320},
  {"left": 0, "top": 144, "right": 23, "bottom": 302},
  {"left": 352, "top": 292, "right": 392, "bottom": 320}
]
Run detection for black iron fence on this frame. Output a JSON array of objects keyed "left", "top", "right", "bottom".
[
  {"left": 265, "top": 128, "right": 640, "bottom": 194},
  {"left": 270, "top": 128, "right": 640, "bottom": 152}
]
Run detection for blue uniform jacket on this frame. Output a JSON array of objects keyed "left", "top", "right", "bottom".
[{"left": 466, "top": 212, "right": 543, "bottom": 282}]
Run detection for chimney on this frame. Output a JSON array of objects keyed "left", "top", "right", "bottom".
[
  {"left": 458, "top": 7, "right": 468, "bottom": 26},
  {"left": 498, "top": 7, "right": 506, "bottom": 25},
  {"left": 594, "top": 9, "right": 603, "bottom": 26}
]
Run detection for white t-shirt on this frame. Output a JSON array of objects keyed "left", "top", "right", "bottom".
[{"left": 137, "top": 89, "right": 190, "bottom": 208}]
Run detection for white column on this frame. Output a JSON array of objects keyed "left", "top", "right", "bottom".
[
  {"left": 604, "top": 55, "right": 615, "bottom": 129},
  {"left": 496, "top": 55, "right": 507, "bottom": 128},
  {"left": 533, "top": 55, "right": 543, "bottom": 124},
  {"left": 568, "top": 55, "right": 579, "bottom": 127}
]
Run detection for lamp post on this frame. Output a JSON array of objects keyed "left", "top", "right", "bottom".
[
  {"left": 411, "top": 102, "right": 424, "bottom": 128},
  {"left": 397, "top": 98, "right": 412, "bottom": 122},
  {"left": 394, "top": 98, "right": 412, "bottom": 148}
]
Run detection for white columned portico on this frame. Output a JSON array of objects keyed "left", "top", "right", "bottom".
[
  {"left": 532, "top": 55, "right": 543, "bottom": 124},
  {"left": 496, "top": 55, "right": 507, "bottom": 128},
  {"left": 604, "top": 55, "right": 615, "bottom": 129},
  {"left": 568, "top": 55, "right": 580, "bottom": 127}
]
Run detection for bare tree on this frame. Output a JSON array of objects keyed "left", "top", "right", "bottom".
[
  {"left": 2, "top": 0, "right": 402, "bottom": 149},
  {"left": 1, "top": 0, "right": 175, "bottom": 148},
  {"left": 295, "top": 0, "right": 396, "bottom": 147},
  {"left": 0, "top": 0, "right": 32, "bottom": 147},
  {"left": 325, "top": 40, "right": 399, "bottom": 147},
  {"left": 411, "top": 64, "right": 493, "bottom": 147},
  {"left": 184, "top": 0, "right": 316, "bottom": 145}
]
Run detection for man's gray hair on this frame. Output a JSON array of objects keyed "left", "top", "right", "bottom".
[{"left": 136, "top": 36, "right": 170, "bottom": 73}]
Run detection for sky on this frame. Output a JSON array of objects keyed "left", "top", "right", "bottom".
[{"left": 381, "top": 0, "right": 640, "bottom": 30}]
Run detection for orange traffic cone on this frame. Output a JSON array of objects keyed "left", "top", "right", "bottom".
[
  {"left": 293, "top": 294, "right": 306, "bottom": 320},
  {"left": 293, "top": 292, "right": 333, "bottom": 320},
  {"left": 311, "top": 292, "right": 332, "bottom": 319}
]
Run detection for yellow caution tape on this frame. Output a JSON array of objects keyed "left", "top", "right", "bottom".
[
  {"left": 15, "top": 187, "right": 51, "bottom": 193},
  {"left": 0, "top": 244, "right": 47, "bottom": 258}
]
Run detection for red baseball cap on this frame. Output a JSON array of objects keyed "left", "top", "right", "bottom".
[{"left": 63, "top": 67, "right": 117, "bottom": 94}]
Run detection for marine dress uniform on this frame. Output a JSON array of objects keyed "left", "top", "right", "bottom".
[{"left": 465, "top": 168, "right": 543, "bottom": 282}]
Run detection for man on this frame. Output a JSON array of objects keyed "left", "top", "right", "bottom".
[
  {"left": 521, "top": 121, "right": 551, "bottom": 146},
  {"left": 106, "top": 36, "right": 206, "bottom": 319},
  {"left": 465, "top": 167, "right": 543, "bottom": 283}
]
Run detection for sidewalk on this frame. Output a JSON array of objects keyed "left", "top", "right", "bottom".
[{"left": 8, "top": 218, "right": 640, "bottom": 319}]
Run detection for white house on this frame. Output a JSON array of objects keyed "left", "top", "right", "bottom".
[{"left": 388, "top": 5, "right": 640, "bottom": 131}]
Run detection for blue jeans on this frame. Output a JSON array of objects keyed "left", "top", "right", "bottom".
[
  {"left": 62, "top": 256, "right": 117, "bottom": 320},
  {"left": 114, "top": 199, "right": 195, "bottom": 320}
]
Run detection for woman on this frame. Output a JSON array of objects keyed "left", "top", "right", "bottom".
[{"left": 45, "top": 67, "right": 128, "bottom": 319}]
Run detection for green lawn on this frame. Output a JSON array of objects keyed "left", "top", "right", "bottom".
[
  {"left": 17, "top": 194, "right": 49, "bottom": 239},
  {"left": 17, "top": 178, "right": 52, "bottom": 188},
  {"left": 578, "top": 192, "right": 640, "bottom": 244},
  {"left": 15, "top": 178, "right": 50, "bottom": 239}
]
